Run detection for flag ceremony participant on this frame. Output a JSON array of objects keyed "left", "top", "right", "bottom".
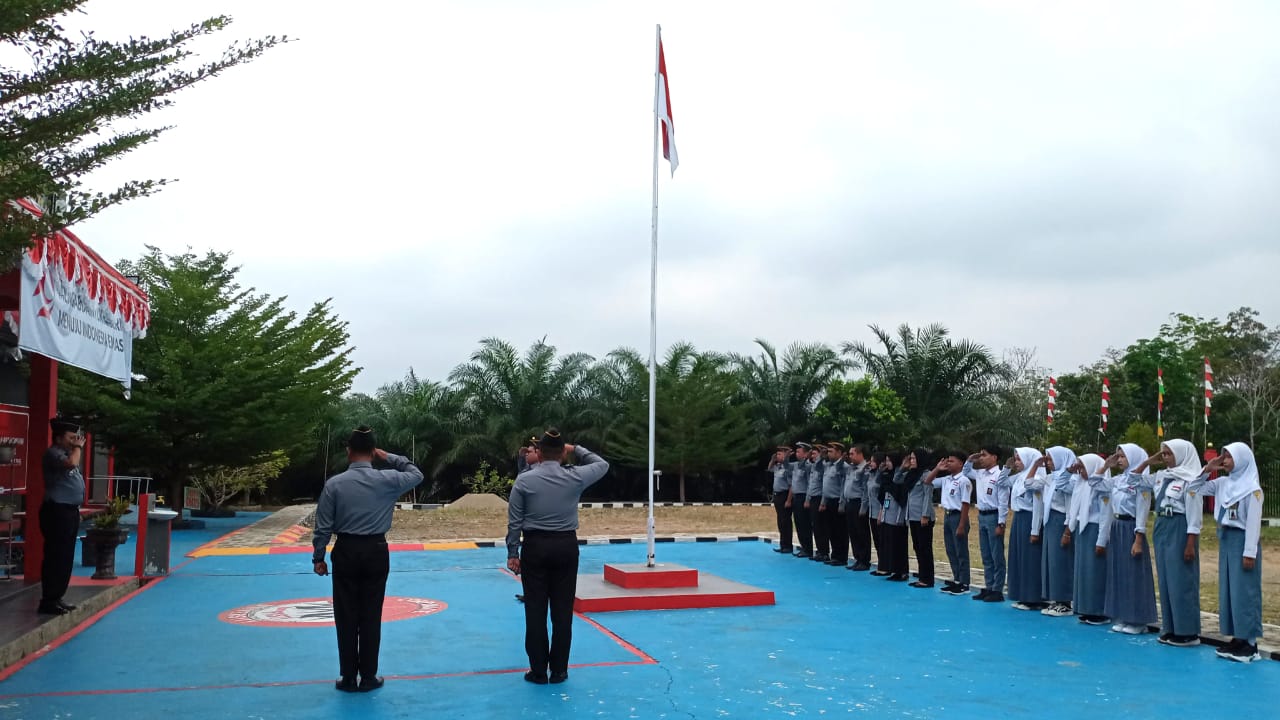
[
  {"left": 965, "top": 446, "right": 1009, "bottom": 602},
  {"left": 864, "top": 452, "right": 887, "bottom": 573},
  {"left": 507, "top": 429, "right": 611, "bottom": 684},
  {"left": 929, "top": 451, "right": 972, "bottom": 596},
  {"left": 768, "top": 445, "right": 794, "bottom": 554},
  {"left": 1038, "top": 446, "right": 1078, "bottom": 617},
  {"left": 841, "top": 445, "right": 872, "bottom": 570},
  {"left": 1141, "top": 439, "right": 1204, "bottom": 647},
  {"left": 1099, "top": 443, "right": 1157, "bottom": 635},
  {"left": 37, "top": 418, "right": 86, "bottom": 616},
  {"left": 1007, "top": 448, "right": 1048, "bottom": 611},
  {"left": 313, "top": 426, "right": 425, "bottom": 692},
  {"left": 1191, "top": 443, "right": 1265, "bottom": 662},
  {"left": 820, "top": 442, "right": 850, "bottom": 566},
  {"left": 808, "top": 444, "right": 830, "bottom": 562},
  {"left": 878, "top": 454, "right": 910, "bottom": 581},
  {"left": 1064, "top": 453, "right": 1111, "bottom": 626},
  {"left": 902, "top": 449, "right": 936, "bottom": 588},
  {"left": 790, "top": 443, "right": 814, "bottom": 558}
]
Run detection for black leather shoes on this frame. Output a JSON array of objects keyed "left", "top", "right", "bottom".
[
  {"left": 549, "top": 671, "right": 568, "bottom": 684},
  {"left": 524, "top": 671, "right": 548, "bottom": 684},
  {"left": 774, "top": 547, "right": 793, "bottom": 553},
  {"left": 358, "top": 676, "right": 384, "bottom": 692},
  {"left": 335, "top": 677, "right": 358, "bottom": 692},
  {"left": 58, "top": 600, "right": 78, "bottom": 611},
  {"left": 37, "top": 601, "right": 69, "bottom": 615}
]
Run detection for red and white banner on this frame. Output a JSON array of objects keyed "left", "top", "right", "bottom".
[
  {"left": 657, "top": 30, "right": 678, "bottom": 175},
  {"left": 1204, "top": 358, "right": 1214, "bottom": 427},
  {"left": 11, "top": 199, "right": 149, "bottom": 389},
  {"left": 1046, "top": 376, "right": 1057, "bottom": 426},
  {"left": 1100, "top": 377, "right": 1110, "bottom": 433}
]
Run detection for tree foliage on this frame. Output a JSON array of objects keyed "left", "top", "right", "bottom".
[
  {"left": 1, "top": 2, "right": 285, "bottom": 257},
  {"left": 193, "top": 450, "right": 288, "bottom": 511}
]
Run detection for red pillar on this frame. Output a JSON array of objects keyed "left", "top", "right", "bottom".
[{"left": 24, "top": 353, "right": 57, "bottom": 580}]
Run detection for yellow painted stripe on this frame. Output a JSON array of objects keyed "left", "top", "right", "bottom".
[{"left": 419, "top": 542, "right": 478, "bottom": 551}]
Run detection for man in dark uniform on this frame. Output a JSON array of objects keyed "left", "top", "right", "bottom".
[
  {"left": 312, "top": 426, "right": 424, "bottom": 692},
  {"left": 38, "top": 418, "right": 85, "bottom": 615},
  {"left": 506, "top": 429, "right": 610, "bottom": 685}
]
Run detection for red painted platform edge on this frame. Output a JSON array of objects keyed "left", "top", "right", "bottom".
[
  {"left": 603, "top": 564, "right": 699, "bottom": 589},
  {"left": 574, "top": 590, "right": 775, "bottom": 613}
]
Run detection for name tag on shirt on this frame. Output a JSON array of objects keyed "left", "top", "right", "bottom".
[
  {"left": 884, "top": 499, "right": 891, "bottom": 510},
  {"left": 986, "top": 487, "right": 993, "bottom": 495},
  {"left": 1229, "top": 504, "right": 1240, "bottom": 522}
]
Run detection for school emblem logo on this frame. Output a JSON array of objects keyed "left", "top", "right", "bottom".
[{"left": 219, "top": 596, "right": 446, "bottom": 628}]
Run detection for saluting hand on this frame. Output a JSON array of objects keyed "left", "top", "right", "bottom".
[
  {"left": 314, "top": 561, "right": 328, "bottom": 576},
  {"left": 374, "top": 448, "right": 389, "bottom": 462}
]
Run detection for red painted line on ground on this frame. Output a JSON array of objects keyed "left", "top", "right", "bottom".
[{"left": 0, "top": 579, "right": 160, "bottom": 683}]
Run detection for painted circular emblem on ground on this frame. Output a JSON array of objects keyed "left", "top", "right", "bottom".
[{"left": 218, "top": 596, "right": 447, "bottom": 627}]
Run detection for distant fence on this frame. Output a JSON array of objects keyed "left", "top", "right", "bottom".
[{"left": 1266, "top": 462, "right": 1280, "bottom": 518}]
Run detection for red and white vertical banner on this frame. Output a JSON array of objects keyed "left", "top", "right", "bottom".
[
  {"left": 657, "top": 28, "right": 678, "bottom": 175},
  {"left": 1046, "top": 376, "right": 1057, "bottom": 426},
  {"left": 1204, "top": 358, "right": 1214, "bottom": 430},
  {"left": 1099, "top": 377, "right": 1110, "bottom": 434}
]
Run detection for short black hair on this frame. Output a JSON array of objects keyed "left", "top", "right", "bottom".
[
  {"left": 944, "top": 449, "right": 968, "bottom": 463},
  {"left": 980, "top": 444, "right": 1003, "bottom": 461},
  {"left": 850, "top": 444, "right": 869, "bottom": 457},
  {"left": 348, "top": 426, "right": 375, "bottom": 453}
]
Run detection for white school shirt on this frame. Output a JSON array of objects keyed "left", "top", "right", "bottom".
[
  {"left": 1186, "top": 476, "right": 1264, "bottom": 559},
  {"left": 931, "top": 472, "right": 972, "bottom": 512},
  {"left": 964, "top": 463, "right": 1009, "bottom": 518}
]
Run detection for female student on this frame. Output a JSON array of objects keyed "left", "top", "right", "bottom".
[
  {"left": 1099, "top": 443, "right": 1157, "bottom": 635},
  {"left": 1138, "top": 439, "right": 1203, "bottom": 647},
  {"left": 1038, "top": 446, "right": 1078, "bottom": 617},
  {"left": 1007, "top": 447, "right": 1048, "bottom": 611},
  {"left": 875, "top": 453, "right": 910, "bottom": 581},
  {"left": 1190, "top": 442, "right": 1265, "bottom": 663},
  {"left": 1063, "top": 453, "right": 1110, "bottom": 625},
  {"left": 866, "top": 453, "right": 887, "bottom": 575}
]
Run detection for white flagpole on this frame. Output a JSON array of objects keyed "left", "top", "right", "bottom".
[{"left": 646, "top": 23, "right": 661, "bottom": 567}]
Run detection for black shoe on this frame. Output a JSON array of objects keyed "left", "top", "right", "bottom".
[
  {"left": 774, "top": 547, "right": 793, "bottom": 553},
  {"left": 972, "top": 589, "right": 991, "bottom": 601},
  {"left": 549, "top": 671, "right": 568, "bottom": 684},
  {"left": 57, "top": 600, "right": 78, "bottom": 611},
  {"left": 825, "top": 559, "right": 846, "bottom": 566},
  {"left": 794, "top": 551, "right": 812, "bottom": 558},
  {"left": 909, "top": 580, "right": 934, "bottom": 588},
  {"left": 982, "top": 592, "right": 1004, "bottom": 603},
  {"left": 888, "top": 574, "right": 910, "bottom": 582},
  {"left": 911, "top": 572, "right": 920, "bottom": 578},
  {"left": 810, "top": 554, "right": 830, "bottom": 562},
  {"left": 358, "top": 676, "right": 384, "bottom": 692},
  {"left": 37, "top": 601, "right": 69, "bottom": 615},
  {"left": 524, "top": 671, "right": 548, "bottom": 684},
  {"left": 851, "top": 563, "right": 871, "bottom": 572},
  {"left": 335, "top": 677, "right": 359, "bottom": 692},
  {"left": 870, "top": 570, "right": 891, "bottom": 577}
]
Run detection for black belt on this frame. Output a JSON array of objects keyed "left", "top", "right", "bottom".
[
  {"left": 523, "top": 529, "right": 576, "bottom": 538},
  {"left": 43, "top": 500, "right": 81, "bottom": 508},
  {"left": 1115, "top": 514, "right": 1135, "bottom": 521},
  {"left": 946, "top": 510, "right": 961, "bottom": 516},
  {"left": 336, "top": 532, "right": 386, "bottom": 541},
  {"left": 978, "top": 509, "right": 998, "bottom": 516},
  {"left": 1159, "top": 508, "right": 1184, "bottom": 518}
]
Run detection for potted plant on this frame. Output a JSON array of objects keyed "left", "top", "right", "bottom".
[{"left": 86, "top": 496, "right": 131, "bottom": 580}]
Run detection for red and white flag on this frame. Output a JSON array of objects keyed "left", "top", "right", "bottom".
[
  {"left": 657, "top": 30, "right": 679, "bottom": 175},
  {"left": 1100, "top": 377, "right": 1110, "bottom": 433},
  {"left": 1204, "top": 357, "right": 1214, "bottom": 426},
  {"left": 1046, "top": 376, "right": 1057, "bottom": 426}
]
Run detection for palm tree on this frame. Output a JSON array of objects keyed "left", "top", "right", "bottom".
[
  {"left": 579, "top": 347, "right": 648, "bottom": 452},
  {"left": 447, "top": 337, "right": 596, "bottom": 470},
  {"left": 728, "top": 339, "right": 851, "bottom": 447},
  {"left": 842, "top": 323, "right": 1009, "bottom": 447}
]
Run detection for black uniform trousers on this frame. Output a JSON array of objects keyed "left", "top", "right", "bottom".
[
  {"left": 39, "top": 501, "right": 80, "bottom": 603},
  {"left": 792, "top": 499, "right": 813, "bottom": 555},
  {"left": 846, "top": 500, "right": 871, "bottom": 566},
  {"left": 809, "top": 498, "right": 829, "bottom": 558},
  {"left": 520, "top": 530, "right": 579, "bottom": 675},
  {"left": 772, "top": 491, "right": 793, "bottom": 551},
  {"left": 331, "top": 533, "right": 390, "bottom": 681},
  {"left": 882, "top": 523, "right": 910, "bottom": 578},
  {"left": 909, "top": 519, "right": 935, "bottom": 585},
  {"left": 821, "top": 500, "right": 847, "bottom": 563}
]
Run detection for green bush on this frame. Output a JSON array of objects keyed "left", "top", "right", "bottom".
[{"left": 463, "top": 461, "right": 514, "bottom": 499}]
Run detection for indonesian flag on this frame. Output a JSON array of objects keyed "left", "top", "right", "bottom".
[
  {"left": 1204, "top": 358, "right": 1214, "bottom": 425},
  {"left": 1100, "top": 377, "right": 1110, "bottom": 433},
  {"left": 1046, "top": 376, "right": 1057, "bottom": 425},
  {"left": 658, "top": 32, "right": 678, "bottom": 175}
]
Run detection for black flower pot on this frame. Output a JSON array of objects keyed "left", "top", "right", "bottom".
[{"left": 85, "top": 527, "right": 129, "bottom": 580}]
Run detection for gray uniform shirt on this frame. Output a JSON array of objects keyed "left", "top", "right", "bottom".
[
  {"left": 506, "top": 446, "right": 610, "bottom": 557},
  {"left": 787, "top": 459, "right": 807, "bottom": 496},
  {"left": 807, "top": 458, "right": 824, "bottom": 499},
  {"left": 770, "top": 460, "right": 790, "bottom": 493},
  {"left": 43, "top": 445, "right": 85, "bottom": 506},
  {"left": 821, "top": 459, "right": 845, "bottom": 500},
  {"left": 905, "top": 471, "right": 935, "bottom": 521},
  {"left": 312, "top": 453, "right": 425, "bottom": 563},
  {"left": 840, "top": 460, "right": 868, "bottom": 511}
]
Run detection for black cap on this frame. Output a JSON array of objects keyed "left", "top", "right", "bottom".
[
  {"left": 538, "top": 428, "right": 565, "bottom": 450},
  {"left": 347, "top": 426, "right": 375, "bottom": 453},
  {"left": 50, "top": 418, "right": 82, "bottom": 436}
]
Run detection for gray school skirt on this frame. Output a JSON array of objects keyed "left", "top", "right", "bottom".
[
  {"left": 1042, "top": 509, "right": 1074, "bottom": 602},
  {"left": 1103, "top": 516, "right": 1157, "bottom": 626},
  {"left": 1153, "top": 513, "right": 1200, "bottom": 636},
  {"left": 1072, "top": 523, "right": 1107, "bottom": 617},
  {"left": 1008, "top": 510, "right": 1044, "bottom": 603},
  {"left": 1218, "top": 526, "right": 1264, "bottom": 640}
]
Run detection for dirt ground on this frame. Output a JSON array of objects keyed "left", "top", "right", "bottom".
[{"left": 390, "top": 503, "right": 1280, "bottom": 624}]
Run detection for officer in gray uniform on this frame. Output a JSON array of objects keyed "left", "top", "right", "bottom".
[
  {"left": 841, "top": 445, "right": 871, "bottom": 570},
  {"left": 507, "top": 429, "right": 610, "bottom": 685},
  {"left": 820, "top": 442, "right": 849, "bottom": 565},
  {"left": 807, "top": 444, "right": 829, "bottom": 561},
  {"left": 313, "top": 426, "right": 424, "bottom": 692},
  {"left": 38, "top": 418, "right": 86, "bottom": 615},
  {"left": 789, "top": 443, "right": 814, "bottom": 557},
  {"left": 768, "top": 445, "right": 794, "bottom": 553}
]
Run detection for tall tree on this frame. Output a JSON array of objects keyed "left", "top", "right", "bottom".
[
  {"left": 728, "top": 340, "right": 850, "bottom": 448},
  {"left": 812, "top": 378, "right": 908, "bottom": 448},
  {"left": 446, "top": 337, "right": 595, "bottom": 472},
  {"left": 843, "top": 323, "right": 1009, "bottom": 447},
  {"left": 58, "top": 247, "right": 356, "bottom": 513},
  {"left": 610, "top": 343, "right": 756, "bottom": 501},
  {"left": 1, "top": 2, "right": 285, "bottom": 255}
]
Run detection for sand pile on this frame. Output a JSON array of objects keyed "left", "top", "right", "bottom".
[{"left": 447, "top": 493, "right": 509, "bottom": 510}]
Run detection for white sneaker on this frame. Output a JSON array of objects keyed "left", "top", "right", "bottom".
[
  {"left": 1011, "top": 602, "right": 1032, "bottom": 611},
  {"left": 1117, "top": 623, "right": 1147, "bottom": 635},
  {"left": 1041, "top": 603, "right": 1072, "bottom": 617}
]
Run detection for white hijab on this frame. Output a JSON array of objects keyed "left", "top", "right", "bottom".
[
  {"left": 1118, "top": 443, "right": 1149, "bottom": 479},
  {"left": 1012, "top": 447, "right": 1045, "bottom": 498},
  {"left": 1220, "top": 442, "right": 1262, "bottom": 508},
  {"left": 1067, "top": 453, "right": 1106, "bottom": 531},
  {"left": 1160, "top": 439, "right": 1203, "bottom": 485},
  {"left": 1047, "top": 446, "right": 1078, "bottom": 476}
]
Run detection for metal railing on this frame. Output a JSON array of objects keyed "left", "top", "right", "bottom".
[{"left": 87, "top": 475, "right": 152, "bottom": 505}]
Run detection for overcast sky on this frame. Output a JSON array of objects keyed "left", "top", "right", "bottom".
[{"left": 68, "top": 0, "right": 1280, "bottom": 394}]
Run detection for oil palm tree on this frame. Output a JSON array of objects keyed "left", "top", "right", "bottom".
[{"left": 728, "top": 339, "right": 851, "bottom": 447}]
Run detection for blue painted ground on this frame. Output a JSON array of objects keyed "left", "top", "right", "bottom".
[{"left": 5, "top": 520, "right": 1279, "bottom": 719}]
